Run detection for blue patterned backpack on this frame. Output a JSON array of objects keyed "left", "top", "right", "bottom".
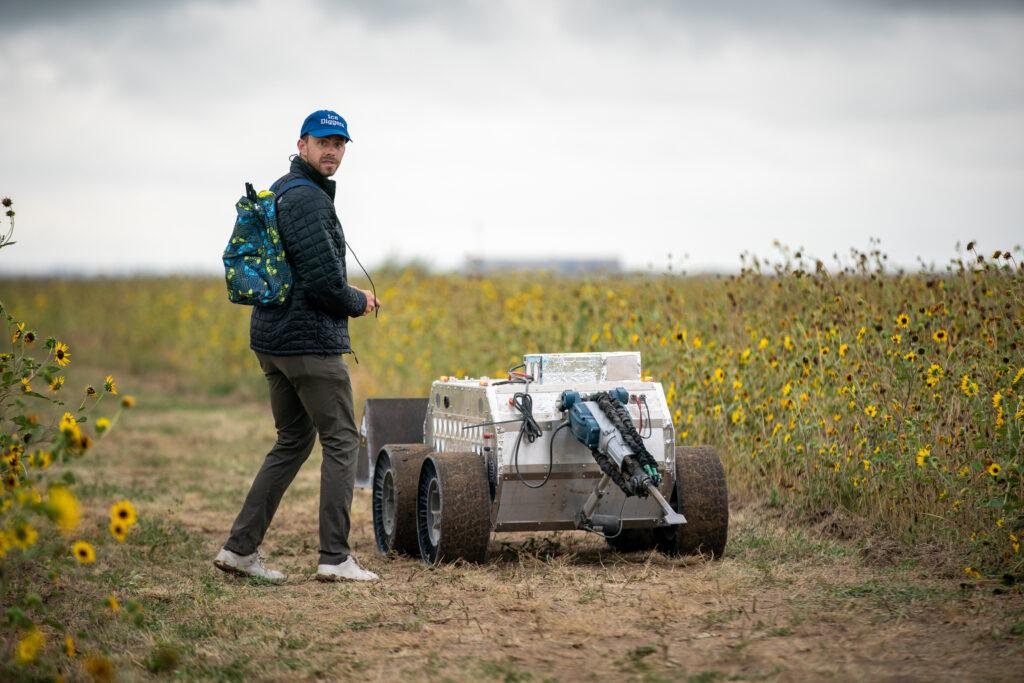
[{"left": 223, "top": 179, "right": 314, "bottom": 306}]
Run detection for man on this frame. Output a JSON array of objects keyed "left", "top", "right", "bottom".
[{"left": 214, "top": 109, "right": 380, "bottom": 583}]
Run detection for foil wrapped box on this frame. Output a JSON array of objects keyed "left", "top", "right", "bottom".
[{"left": 522, "top": 352, "right": 641, "bottom": 385}]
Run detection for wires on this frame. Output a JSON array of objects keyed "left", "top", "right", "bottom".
[
  {"left": 344, "top": 239, "right": 380, "bottom": 319},
  {"left": 580, "top": 496, "right": 630, "bottom": 540},
  {"left": 636, "top": 395, "right": 653, "bottom": 439},
  {"left": 511, "top": 392, "right": 563, "bottom": 489}
]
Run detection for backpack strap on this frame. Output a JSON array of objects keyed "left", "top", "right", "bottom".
[{"left": 272, "top": 178, "right": 320, "bottom": 198}]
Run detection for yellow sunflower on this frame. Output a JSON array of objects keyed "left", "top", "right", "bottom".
[
  {"left": 71, "top": 540, "right": 96, "bottom": 564},
  {"left": 47, "top": 486, "right": 81, "bottom": 533},
  {"left": 110, "top": 499, "right": 138, "bottom": 526},
  {"left": 49, "top": 375, "right": 65, "bottom": 392},
  {"left": 104, "top": 375, "right": 118, "bottom": 394},
  {"left": 109, "top": 519, "right": 128, "bottom": 542},
  {"left": 895, "top": 313, "right": 909, "bottom": 329},
  {"left": 987, "top": 462, "right": 1002, "bottom": 477},
  {"left": 12, "top": 523, "right": 39, "bottom": 550},
  {"left": 932, "top": 329, "right": 948, "bottom": 343},
  {"left": 53, "top": 340, "right": 71, "bottom": 367},
  {"left": 15, "top": 629, "right": 45, "bottom": 664}
]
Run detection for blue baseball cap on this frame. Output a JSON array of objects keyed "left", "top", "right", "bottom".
[{"left": 300, "top": 110, "right": 352, "bottom": 141}]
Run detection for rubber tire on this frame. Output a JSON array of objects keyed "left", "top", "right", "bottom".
[
  {"left": 606, "top": 527, "right": 658, "bottom": 553},
  {"left": 416, "top": 452, "right": 492, "bottom": 565},
  {"left": 655, "top": 445, "right": 729, "bottom": 558},
  {"left": 372, "top": 444, "right": 432, "bottom": 556}
]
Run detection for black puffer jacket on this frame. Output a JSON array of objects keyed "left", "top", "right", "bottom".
[{"left": 249, "top": 156, "right": 367, "bottom": 356}]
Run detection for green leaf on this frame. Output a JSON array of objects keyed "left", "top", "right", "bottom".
[
  {"left": 6, "top": 607, "right": 32, "bottom": 629},
  {"left": 986, "top": 497, "right": 1006, "bottom": 509}
]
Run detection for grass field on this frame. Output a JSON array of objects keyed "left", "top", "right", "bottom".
[
  {"left": 3, "top": 372, "right": 1024, "bottom": 681},
  {"left": 2, "top": 244, "right": 1023, "bottom": 678}
]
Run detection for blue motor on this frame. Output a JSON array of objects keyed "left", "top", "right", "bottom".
[{"left": 557, "top": 388, "right": 630, "bottom": 451}]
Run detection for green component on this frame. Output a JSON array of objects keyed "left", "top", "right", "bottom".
[{"left": 643, "top": 463, "right": 662, "bottom": 486}]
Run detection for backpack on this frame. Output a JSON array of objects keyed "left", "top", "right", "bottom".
[{"left": 222, "top": 179, "right": 316, "bottom": 306}]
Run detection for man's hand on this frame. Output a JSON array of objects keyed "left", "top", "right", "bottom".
[{"left": 359, "top": 289, "right": 380, "bottom": 316}]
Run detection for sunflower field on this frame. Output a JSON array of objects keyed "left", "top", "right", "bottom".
[{"left": 2, "top": 240, "right": 1021, "bottom": 586}]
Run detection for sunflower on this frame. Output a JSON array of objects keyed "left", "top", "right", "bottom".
[
  {"left": 71, "top": 540, "right": 96, "bottom": 564},
  {"left": 12, "top": 523, "right": 39, "bottom": 550},
  {"left": 84, "top": 655, "right": 114, "bottom": 681},
  {"left": 986, "top": 462, "right": 1001, "bottom": 477},
  {"left": 896, "top": 313, "right": 909, "bottom": 329},
  {"left": 15, "top": 629, "right": 45, "bottom": 664},
  {"left": 110, "top": 499, "right": 138, "bottom": 526},
  {"left": 104, "top": 375, "right": 118, "bottom": 395},
  {"left": 109, "top": 519, "right": 128, "bottom": 542},
  {"left": 48, "top": 486, "right": 81, "bottom": 532},
  {"left": 20, "top": 377, "right": 31, "bottom": 393},
  {"left": 53, "top": 340, "right": 71, "bottom": 367},
  {"left": 30, "top": 450, "right": 53, "bottom": 469},
  {"left": 960, "top": 374, "right": 979, "bottom": 397},
  {"left": 916, "top": 446, "right": 930, "bottom": 467},
  {"left": 11, "top": 322, "right": 24, "bottom": 345},
  {"left": 932, "top": 329, "right": 948, "bottom": 343},
  {"left": 23, "top": 331, "right": 35, "bottom": 345},
  {"left": 121, "top": 395, "right": 136, "bottom": 409},
  {"left": 864, "top": 405, "right": 878, "bottom": 418},
  {"left": 95, "top": 417, "right": 111, "bottom": 434},
  {"left": 49, "top": 375, "right": 65, "bottom": 392}
]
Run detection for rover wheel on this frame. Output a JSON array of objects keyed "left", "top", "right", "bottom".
[
  {"left": 655, "top": 446, "right": 729, "bottom": 559},
  {"left": 416, "top": 452, "right": 492, "bottom": 565},
  {"left": 372, "top": 444, "right": 432, "bottom": 556}
]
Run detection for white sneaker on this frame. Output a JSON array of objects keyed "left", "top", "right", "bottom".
[
  {"left": 316, "top": 556, "right": 380, "bottom": 582},
  {"left": 214, "top": 547, "right": 286, "bottom": 584}
]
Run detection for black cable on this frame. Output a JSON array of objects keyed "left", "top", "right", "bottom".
[
  {"left": 510, "top": 393, "right": 562, "bottom": 490},
  {"left": 581, "top": 496, "right": 630, "bottom": 540},
  {"left": 345, "top": 239, "right": 379, "bottom": 318}
]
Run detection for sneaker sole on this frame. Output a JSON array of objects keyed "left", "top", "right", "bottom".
[
  {"left": 214, "top": 560, "right": 285, "bottom": 584},
  {"left": 315, "top": 573, "right": 379, "bottom": 582}
]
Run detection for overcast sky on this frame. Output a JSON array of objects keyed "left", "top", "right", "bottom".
[{"left": 1, "top": 0, "right": 1022, "bottom": 275}]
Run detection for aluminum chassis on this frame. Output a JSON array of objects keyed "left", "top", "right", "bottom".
[{"left": 357, "top": 353, "right": 681, "bottom": 534}]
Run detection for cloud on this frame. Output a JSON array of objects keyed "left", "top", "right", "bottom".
[{"left": 0, "top": 0, "right": 1021, "bottom": 275}]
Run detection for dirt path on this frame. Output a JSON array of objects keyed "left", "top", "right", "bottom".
[{"left": 67, "top": 387, "right": 1024, "bottom": 681}]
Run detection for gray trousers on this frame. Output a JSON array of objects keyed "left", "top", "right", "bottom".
[{"left": 225, "top": 352, "right": 358, "bottom": 565}]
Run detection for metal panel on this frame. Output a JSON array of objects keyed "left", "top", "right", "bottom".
[
  {"left": 355, "top": 398, "right": 428, "bottom": 488},
  {"left": 492, "top": 475, "right": 676, "bottom": 532}
]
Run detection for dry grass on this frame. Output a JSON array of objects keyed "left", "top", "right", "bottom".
[{"left": 9, "top": 370, "right": 1022, "bottom": 682}]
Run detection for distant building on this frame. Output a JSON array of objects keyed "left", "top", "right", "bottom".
[{"left": 464, "top": 257, "right": 621, "bottom": 275}]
